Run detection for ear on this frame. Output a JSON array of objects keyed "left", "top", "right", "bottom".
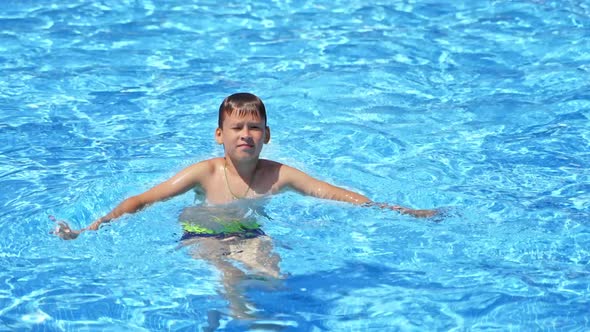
[
  {"left": 264, "top": 126, "right": 271, "bottom": 144},
  {"left": 215, "top": 127, "right": 223, "bottom": 144}
]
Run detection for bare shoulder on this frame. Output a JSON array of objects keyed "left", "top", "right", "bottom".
[
  {"left": 256, "top": 159, "right": 289, "bottom": 192},
  {"left": 258, "top": 158, "right": 284, "bottom": 170},
  {"left": 204, "top": 157, "right": 225, "bottom": 169},
  {"left": 258, "top": 159, "right": 301, "bottom": 176},
  {"left": 183, "top": 158, "right": 220, "bottom": 178},
  {"left": 259, "top": 159, "right": 308, "bottom": 183}
]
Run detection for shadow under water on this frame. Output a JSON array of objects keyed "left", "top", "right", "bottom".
[{"left": 217, "top": 261, "right": 423, "bottom": 331}]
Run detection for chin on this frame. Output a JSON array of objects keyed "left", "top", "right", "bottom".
[{"left": 231, "top": 153, "right": 259, "bottom": 161}]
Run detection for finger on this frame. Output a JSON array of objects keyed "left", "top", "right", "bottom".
[
  {"left": 51, "top": 227, "right": 65, "bottom": 236},
  {"left": 57, "top": 221, "right": 69, "bottom": 228},
  {"left": 57, "top": 224, "right": 71, "bottom": 233}
]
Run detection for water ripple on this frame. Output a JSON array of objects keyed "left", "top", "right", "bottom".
[{"left": 1, "top": 0, "right": 589, "bottom": 330}]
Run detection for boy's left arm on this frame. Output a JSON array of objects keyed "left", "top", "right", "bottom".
[
  {"left": 278, "top": 164, "right": 438, "bottom": 218},
  {"left": 278, "top": 164, "right": 371, "bottom": 204}
]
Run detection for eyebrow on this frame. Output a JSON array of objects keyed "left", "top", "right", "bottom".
[{"left": 227, "top": 118, "right": 264, "bottom": 124}]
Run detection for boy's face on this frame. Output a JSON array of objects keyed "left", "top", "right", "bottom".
[{"left": 215, "top": 111, "right": 270, "bottom": 162}]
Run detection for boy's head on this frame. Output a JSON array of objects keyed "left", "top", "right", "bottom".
[
  {"left": 218, "top": 93, "right": 267, "bottom": 129},
  {"left": 215, "top": 93, "right": 271, "bottom": 158}
]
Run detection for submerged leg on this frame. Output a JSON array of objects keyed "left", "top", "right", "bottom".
[
  {"left": 228, "top": 236, "right": 282, "bottom": 279},
  {"left": 183, "top": 237, "right": 257, "bottom": 319}
]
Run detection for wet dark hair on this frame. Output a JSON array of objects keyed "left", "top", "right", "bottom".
[{"left": 218, "top": 93, "right": 267, "bottom": 128}]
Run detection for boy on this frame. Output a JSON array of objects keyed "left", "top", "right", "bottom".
[
  {"left": 53, "top": 92, "right": 438, "bottom": 317},
  {"left": 54, "top": 92, "right": 436, "bottom": 240}
]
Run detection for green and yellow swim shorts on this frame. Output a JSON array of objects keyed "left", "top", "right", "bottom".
[{"left": 179, "top": 206, "right": 265, "bottom": 240}]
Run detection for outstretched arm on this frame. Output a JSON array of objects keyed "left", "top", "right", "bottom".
[
  {"left": 53, "top": 161, "right": 212, "bottom": 239},
  {"left": 278, "top": 164, "right": 438, "bottom": 218}
]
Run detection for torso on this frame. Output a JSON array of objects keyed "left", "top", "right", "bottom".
[{"left": 197, "top": 158, "right": 284, "bottom": 205}]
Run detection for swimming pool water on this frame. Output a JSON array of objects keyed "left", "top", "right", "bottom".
[{"left": 1, "top": 0, "right": 589, "bottom": 330}]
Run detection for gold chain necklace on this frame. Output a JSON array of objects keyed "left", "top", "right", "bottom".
[{"left": 224, "top": 159, "right": 255, "bottom": 200}]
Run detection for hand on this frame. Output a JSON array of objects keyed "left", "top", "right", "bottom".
[
  {"left": 50, "top": 216, "right": 82, "bottom": 240},
  {"left": 403, "top": 208, "right": 439, "bottom": 218},
  {"left": 366, "top": 203, "right": 444, "bottom": 220}
]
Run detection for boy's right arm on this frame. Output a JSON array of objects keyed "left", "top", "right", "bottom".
[{"left": 53, "top": 161, "right": 212, "bottom": 239}]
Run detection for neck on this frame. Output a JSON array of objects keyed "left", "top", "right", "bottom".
[{"left": 224, "top": 156, "right": 259, "bottom": 179}]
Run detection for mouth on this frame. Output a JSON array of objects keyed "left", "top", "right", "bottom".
[{"left": 237, "top": 144, "right": 254, "bottom": 149}]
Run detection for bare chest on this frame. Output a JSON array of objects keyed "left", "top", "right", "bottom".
[{"left": 200, "top": 166, "right": 278, "bottom": 205}]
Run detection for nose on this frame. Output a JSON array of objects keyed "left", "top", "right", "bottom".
[{"left": 240, "top": 127, "right": 252, "bottom": 139}]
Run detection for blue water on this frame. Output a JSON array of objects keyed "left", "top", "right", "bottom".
[{"left": 1, "top": 0, "right": 589, "bottom": 330}]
